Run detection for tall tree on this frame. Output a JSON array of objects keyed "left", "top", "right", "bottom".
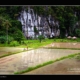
[{"left": 2, "top": 20, "right": 12, "bottom": 44}]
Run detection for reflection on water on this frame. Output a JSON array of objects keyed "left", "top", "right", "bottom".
[
  {"left": 44, "top": 42, "right": 80, "bottom": 49},
  {"left": 20, "top": 48, "right": 80, "bottom": 71},
  {"left": 0, "top": 42, "right": 80, "bottom": 74}
]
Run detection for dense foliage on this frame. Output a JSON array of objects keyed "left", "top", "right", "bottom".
[
  {"left": 0, "top": 6, "right": 80, "bottom": 44},
  {"left": 33, "top": 6, "right": 80, "bottom": 38},
  {"left": 0, "top": 6, "right": 25, "bottom": 44}
]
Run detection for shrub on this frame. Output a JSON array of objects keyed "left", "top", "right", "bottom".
[
  {"left": 75, "top": 29, "right": 80, "bottom": 37},
  {"left": 38, "top": 35, "right": 45, "bottom": 43},
  {"left": 0, "top": 35, "right": 14, "bottom": 44},
  {"left": 7, "top": 36, "right": 14, "bottom": 44},
  {"left": 0, "top": 31, "right": 6, "bottom": 36},
  {"left": 9, "top": 41, "right": 20, "bottom": 47},
  {"left": 12, "top": 29, "right": 25, "bottom": 44},
  {"left": 0, "top": 36, "right": 6, "bottom": 43}
]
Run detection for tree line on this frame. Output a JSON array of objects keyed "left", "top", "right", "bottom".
[{"left": 0, "top": 6, "right": 80, "bottom": 44}]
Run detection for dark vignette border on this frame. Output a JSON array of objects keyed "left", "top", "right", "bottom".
[{"left": 0, "top": 0, "right": 80, "bottom": 5}]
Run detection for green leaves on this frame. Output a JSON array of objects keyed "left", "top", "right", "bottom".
[
  {"left": 12, "top": 28, "right": 25, "bottom": 43},
  {"left": 0, "top": 6, "right": 80, "bottom": 40},
  {"left": 75, "top": 29, "right": 80, "bottom": 37}
]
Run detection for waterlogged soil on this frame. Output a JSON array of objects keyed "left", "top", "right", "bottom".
[
  {"left": 0, "top": 42, "right": 80, "bottom": 75},
  {"left": 23, "top": 58, "right": 80, "bottom": 75},
  {"left": 43, "top": 42, "right": 80, "bottom": 49},
  {"left": 0, "top": 47, "right": 24, "bottom": 56},
  {"left": 0, "top": 48, "right": 80, "bottom": 74},
  {"left": 23, "top": 42, "right": 80, "bottom": 75}
]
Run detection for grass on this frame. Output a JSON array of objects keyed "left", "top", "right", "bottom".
[
  {"left": 0, "top": 39, "right": 54, "bottom": 58},
  {"left": 14, "top": 53, "right": 79, "bottom": 74},
  {"left": 1, "top": 38, "right": 80, "bottom": 48},
  {"left": 75, "top": 53, "right": 80, "bottom": 60},
  {"left": 16, "top": 38, "right": 80, "bottom": 49},
  {"left": 15, "top": 38, "right": 80, "bottom": 48},
  {"left": 0, "top": 38, "right": 80, "bottom": 74},
  {"left": 0, "top": 39, "right": 54, "bottom": 48},
  {"left": 19, "top": 39, "right": 54, "bottom": 49},
  {"left": 53, "top": 38, "right": 80, "bottom": 42},
  {"left": 44, "top": 47, "right": 80, "bottom": 50},
  {"left": 0, "top": 38, "right": 80, "bottom": 58}
]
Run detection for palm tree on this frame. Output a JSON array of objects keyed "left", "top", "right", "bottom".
[{"left": 2, "top": 20, "right": 12, "bottom": 44}]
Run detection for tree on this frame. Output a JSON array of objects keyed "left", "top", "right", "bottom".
[
  {"left": 68, "top": 13, "right": 77, "bottom": 36},
  {"left": 2, "top": 20, "right": 12, "bottom": 44},
  {"left": 12, "top": 28, "right": 25, "bottom": 44},
  {"left": 38, "top": 35, "right": 45, "bottom": 43},
  {"left": 34, "top": 26, "right": 39, "bottom": 38}
]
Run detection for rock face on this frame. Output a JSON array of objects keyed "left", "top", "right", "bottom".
[{"left": 18, "top": 6, "right": 60, "bottom": 39}]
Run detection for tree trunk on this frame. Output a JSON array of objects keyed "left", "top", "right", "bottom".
[{"left": 6, "top": 27, "right": 8, "bottom": 44}]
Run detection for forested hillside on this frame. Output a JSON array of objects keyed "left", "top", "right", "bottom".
[{"left": 0, "top": 6, "right": 80, "bottom": 44}]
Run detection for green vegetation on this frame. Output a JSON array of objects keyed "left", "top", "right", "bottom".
[
  {"left": 0, "top": 38, "right": 80, "bottom": 59},
  {"left": 75, "top": 53, "right": 80, "bottom": 60},
  {"left": 14, "top": 53, "right": 79, "bottom": 74},
  {"left": 0, "top": 6, "right": 25, "bottom": 45},
  {"left": 0, "top": 38, "right": 80, "bottom": 46},
  {"left": 0, "top": 6, "right": 80, "bottom": 44},
  {"left": 75, "top": 29, "right": 80, "bottom": 37},
  {"left": 9, "top": 41, "right": 20, "bottom": 47},
  {"left": 38, "top": 35, "right": 45, "bottom": 43},
  {"left": 20, "top": 38, "right": 80, "bottom": 49},
  {"left": 45, "top": 47, "right": 80, "bottom": 50},
  {"left": 0, "top": 6, "right": 80, "bottom": 74},
  {"left": 0, "top": 38, "right": 80, "bottom": 48},
  {"left": 50, "top": 38, "right": 80, "bottom": 42},
  {"left": 12, "top": 39, "right": 54, "bottom": 48},
  {"left": 1, "top": 38, "right": 80, "bottom": 59},
  {"left": 0, "top": 39, "right": 52, "bottom": 47}
]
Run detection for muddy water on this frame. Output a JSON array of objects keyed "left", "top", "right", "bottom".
[
  {"left": 0, "top": 48, "right": 80, "bottom": 74},
  {"left": 0, "top": 47, "right": 24, "bottom": 56},
  {"left": 44, "top": 42, "right": 80, "bottom": 49}
]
